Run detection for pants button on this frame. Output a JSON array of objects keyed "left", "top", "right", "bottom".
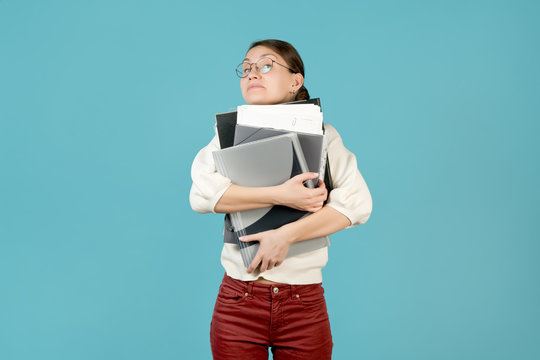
[{"left": 273, "top": 287, "right": 279, "bottom": 294}]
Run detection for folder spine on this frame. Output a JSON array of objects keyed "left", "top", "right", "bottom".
[
  {"left": 289, "top": 133, "right": 316, "bottom": 189},
  {"left": 319, "top": 133, "right": 329, "bottom": 182}
]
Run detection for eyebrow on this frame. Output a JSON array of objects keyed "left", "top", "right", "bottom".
[{"left": 243, "top": 53, "right": 278, "bottom": 62}]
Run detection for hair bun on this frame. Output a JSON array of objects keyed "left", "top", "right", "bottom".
[{"left": 295, "top": 85, "right": 310, "bottom": 101}]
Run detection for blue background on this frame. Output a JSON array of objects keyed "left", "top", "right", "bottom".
[{"left": 1, "top": 0, "right": 539, "bottom": 359}]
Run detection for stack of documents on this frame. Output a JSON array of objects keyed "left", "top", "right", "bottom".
[
  {"left": 213, "top": 99, "right": 331, "bottom": 268},
  {"left": 237, "top": 104, "right": 324, "bottom": 135}
]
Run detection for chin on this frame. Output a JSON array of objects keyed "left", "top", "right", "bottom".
[
  {"left": 248, "top": 99, "right": 274, "bottom": 105},
  {"left": 245, "top": 95, "right": 272, "bottom": 105},
  {"left": 244, "top": 94, "right": 290, "bottom": 105}
]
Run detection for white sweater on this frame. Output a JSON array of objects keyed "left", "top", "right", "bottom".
[{"left": 190, "top": 123, "right": 372, "bottom": 284}]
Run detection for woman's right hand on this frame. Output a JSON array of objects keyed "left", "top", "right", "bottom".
[{"left": 275, "top": 173, "right": 327, "bottom": 212}]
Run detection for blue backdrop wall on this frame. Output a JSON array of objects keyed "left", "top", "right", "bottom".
[{"left": 1, "top": 1, "right": 539, "bottom": 359}]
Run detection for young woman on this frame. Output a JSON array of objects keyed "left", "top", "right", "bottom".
[{"left": 190, "top": 39, "right": 372, "bottom": 359}]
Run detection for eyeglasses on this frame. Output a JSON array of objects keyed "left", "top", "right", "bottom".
[{"left": 235, "top": 57, "right": 295, "bottom": 78}]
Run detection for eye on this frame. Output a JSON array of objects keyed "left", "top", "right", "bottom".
[{"left": 260, "top": 64, "right": 271, "bottom": 73}]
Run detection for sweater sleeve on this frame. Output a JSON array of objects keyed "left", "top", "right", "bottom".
[
  {"left": 189, "top": 135, "right": 232, "bottom": 214},
  {"left": 324, "top": 124, "right": 373, "bottom": 227}
]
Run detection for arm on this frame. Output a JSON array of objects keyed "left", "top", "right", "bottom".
[
  {"left": 239, "top": 123, "right": 373, "bottom": 273},
  {"left": 214, "top": 175, "right": 327, "bottom": 213},
  {"left": 240, "top": 205, "right": 350, "bottom": 273},
  {"left": 189, "top": 135, "right": 233, "bottom": 214},
  {"left": 281, "top": 205, "right": 351, "bottom": 242},
  {"left": 190, "top": 135, "right": 327, "bottom": 214}
]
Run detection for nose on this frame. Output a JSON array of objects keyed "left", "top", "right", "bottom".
[{"left": 247, "top": 64, "right": 261, "bottom": 80}]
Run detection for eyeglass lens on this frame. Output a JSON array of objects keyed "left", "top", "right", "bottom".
[{"left": 238, "top": 58, "right": 274, "bottom": 77}]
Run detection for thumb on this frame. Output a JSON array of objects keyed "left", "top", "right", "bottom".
[{"left": 293, "top": 172, "right": 319, "bottom": 183}]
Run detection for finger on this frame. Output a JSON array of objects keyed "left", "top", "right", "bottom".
[
  {"left": 317, "top": 179, "right": 326, "bottom": 188},
  {"left": 293, "top": 172, "right": 319, "bottom": 183},
  {"left": 307, "top": 195, "right": 325, "bottom": 207},
  {"left": 311, "top": 201, "right": 324, "bottom": 210},
  {"left": 312, "top": 188, "right": 327, "bottom": 197},
  {"left": 311, "top": 184, "right": 327, "bottom": 194},
  {"left": 259, "top": 257, "right": 270, "bottom": 273},
  {"left": 313, "top": 203, "right": 324, "bottom": 211},
  {"left": 314, "top": 188, "right": 327, "bottom": 199},
  {"left": 247, "top": 254, "right": 262, "bottom": 273},
  {"left": 239, "top": 234, "right": 258, "bottom": 242},
  {"left": 305, "top": 202, "right": 322, "bottom": 211}
]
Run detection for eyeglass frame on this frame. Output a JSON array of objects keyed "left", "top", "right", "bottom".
[{"left": 235, "top": 57, "right": 296, "bottom": 78}]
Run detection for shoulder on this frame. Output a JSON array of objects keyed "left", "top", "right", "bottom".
[
  {"left": 323, "top": 123, "right": 345, "bottom": 149},
  {"left": 323, "top": 122, "right": 338, "bottom": 136},
  {"left": 323, "top": 123, "right": 343, "bottom": 141},
  {"left": 195, "top": 134, "right": 220, "bottom": 155},
  {"left": 205, "top": 134, "right": 221, "bottom": 149}
]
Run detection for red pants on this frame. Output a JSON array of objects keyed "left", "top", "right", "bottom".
[{"left": 210, "top": 274, "right": 333, "bottom": 359}]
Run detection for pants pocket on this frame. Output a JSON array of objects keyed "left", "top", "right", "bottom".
[{"left": 216, "top": 283, "right": 248, "bottom": 305}]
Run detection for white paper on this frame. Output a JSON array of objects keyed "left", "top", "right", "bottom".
[{"left": 237, "top": 104, "right": 323, "bottom": 135}]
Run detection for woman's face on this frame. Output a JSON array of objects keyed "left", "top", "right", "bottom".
[{"left": 240, "top": 46, "right": 303, "bottom": 105}]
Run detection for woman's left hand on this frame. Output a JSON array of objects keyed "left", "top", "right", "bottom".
[{"left": 239, "top": 228, "right": 292, "bottom": 273}]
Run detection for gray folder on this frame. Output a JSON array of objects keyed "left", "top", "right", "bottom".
[
  {"left": 234, "top": 124, "right": 327, "bottom": 189},
  {"left": 213, "top": 133, "right": 330, "bottom": 268}
]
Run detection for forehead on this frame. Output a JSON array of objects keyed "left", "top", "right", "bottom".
[{"left": 244, "top": 46, "right": 283, "bottom": 62}]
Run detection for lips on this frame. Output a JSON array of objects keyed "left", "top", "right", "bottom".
[{"left": 247, "top": 84, "right": 264, "bottom": 90}]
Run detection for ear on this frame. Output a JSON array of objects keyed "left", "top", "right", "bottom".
[{"left": 291, "top": 73, "right": 304, "bottom": 93}]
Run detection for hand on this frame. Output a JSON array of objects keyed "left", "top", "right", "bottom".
[
  {"left": 276, "top": 173, "right": 327, "bottom": 212},
  {"left": 239, "top": 228, "right": 291, "bottom": 274}
]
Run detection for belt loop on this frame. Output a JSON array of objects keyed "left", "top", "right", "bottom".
[
  {"left": 247, "top": 281, "right": 254, "bottom": 296},
  {"left": 291, "top": 284, "right": 297, "bottom": 299}
]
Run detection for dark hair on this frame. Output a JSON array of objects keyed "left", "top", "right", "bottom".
[{"left": 247, "top": 39, "right": 310, "bottom": 101}]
